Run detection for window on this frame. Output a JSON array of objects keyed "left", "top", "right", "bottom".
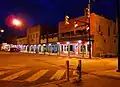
[
  {"left": 33, "top": 34, "right": 35, "bottom": 38},
  {"left": 67, "top": 46, "right": 68, "bottom": 51},
  {"left": 81, "top": 45, "right": 86, "bottom": 52},
  {"left": 71, "top": 31, "right": 74, "bottom": 36},
  {"left": 114, "top": 40, "right": 116, "bottom": 43},
  {"left": 36, "top": 33, "right": 38, "bottom": 38},
  {"left": 70, "top": 45, "right": 74, "bottom": 51},
  {"left": 52, "top": 34, "right": 54, "bottom": 39},
  {"left": 76, "top": 30, "right": 82, "bottom": 35},
  {"left": 104, "top": 39, "right": 106, "bottom": 43},
  {"left": 64, "top": 32, "right": 70, "bottom": 36},
  {"left": 61, "top": 45, "right": 63, "bottom": 51},
  {"left": 41, "top": 36, "right": 45, "bottom": 40},
  {"left": 64, "top": 46, "right": 66, "bottom": 51},
  {"left": 61, "top": 33, "right": 64, "bottom": 37},
  {"left": 113, "top": 27, "right": 116, "bottom": 35},
  {"left": 87, "top": 45, "right": 90, "bottom": 52},
  {"left": 108, "top": 27, "right": 110, "bottom": 36}
]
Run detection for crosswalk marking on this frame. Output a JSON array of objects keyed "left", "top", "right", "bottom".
[
  {"left": 2, "top": 70, "right": 31, "bottom": 81},
  {"left": 25, "top": 70, "right": 48, "bottom": 82},
  {"left": 50, "top": 70, "right": 65, "bottom": 80},
  {"left": 0, "top": 70, "right": 11, "bottom": 75}
]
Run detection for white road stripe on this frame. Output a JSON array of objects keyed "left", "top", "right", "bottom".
[
  {"left": 2, "top": 70, "right": 31, "bottom": 81},
  {"left": 0, "top": 70, "right": 11, "bottom": 75},
  {"left": 25, "top": 70, "right": 48, "bottom": 82},
  {"left": 50, "top": 70, "right": 65, "bottom": 80}
]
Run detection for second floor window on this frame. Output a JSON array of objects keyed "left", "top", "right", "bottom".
[
  {"left": 33, "top": 34, "right": 35, "bottom": 38},
  {"left": 71, "top": 31, "right": 74, "bottom": 36},
  {"left": 64, "top": 32, "right": 70, "bottom": 36},
  {"left": 61, "top": 33, "right": 64, "bottom": 37},
  {"left": 36, "top": 33, "right": 38, "bottom": 38},
  {"left": 108, "top": 27, "right": 110, "bottom": 36}
]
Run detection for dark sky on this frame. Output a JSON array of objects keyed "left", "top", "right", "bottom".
[{"left": 0, "top": 0, "right": 119, "bottom": 41}]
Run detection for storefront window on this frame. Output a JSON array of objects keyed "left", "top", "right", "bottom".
[
  {"left": 51, "top": 45, "right": 57, "bottom": 53},
  {"left": 67, "top": 46, "right": 68, "bottom": 51},
  {"left": 64, "top": 46, "right": 66, "bottom": 51},
  {"left": 81, "top": 45, "right": 86, "bottom": 52},
  {"left": 61, "top": 45, "right": 63, "bottom": 51},
  {"left": 70, "top": 45, "right": 74, "bottom": 51},
  {"left": 87, "top": 44, "right": 91, "bottom": 52},
  {"left": 44, "top": 46, "right": 47, "bottom": 52},
  {"left": 39, "top": 46, "right": 41, "bottom": 52}
]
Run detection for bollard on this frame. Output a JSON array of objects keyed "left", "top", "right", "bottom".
[
  {"left": 66, "top": 60, "right": 69, "bottom": 81},
  {"left": 78, "top": 60, "right": 81, "bottom": 79},
  {"left": 77, "top": 60, "right": 81, "bottom": 81}
]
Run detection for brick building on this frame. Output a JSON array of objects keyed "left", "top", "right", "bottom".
[
  {"left": 58, "top": 13, "right": 117, "bottom": 57},
  {"left": 16, "top": 36, "right": 27, "bottom": 45},
  {"left": 15, "top": 13, "right": 117, "bottom": 58},
  {"left": 27, "top": 25, "right": 40, "bottom": 45}
]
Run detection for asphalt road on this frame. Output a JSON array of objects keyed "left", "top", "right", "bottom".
[
  {"left": 0, "top": 51, "right": 118, "bottom": 87},
  {"left": 0, "top": 52, "right": 73, "bottom": 87}
]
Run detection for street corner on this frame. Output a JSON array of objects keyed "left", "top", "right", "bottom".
[
  {"left": 58, "top": 82, "right": 77, "bottom": 87},
  {"left": 40, "top": 84, "right": 58, "bottom": 87},
  {"left": 90, "top": 69, "right": 120, "bottom": 79}
]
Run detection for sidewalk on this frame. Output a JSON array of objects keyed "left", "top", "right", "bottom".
[
  {"left": 90, "top": 69, "right": 120, "bottom": 79},
  {"left": 38, "top": 69, "right": 120, "bottom": 87}
]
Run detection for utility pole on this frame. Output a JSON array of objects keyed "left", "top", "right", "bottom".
[
  {"left": 116, "top": 0, "right": 120, "bottom": 72},
  {"left": 88, "top": 0, "right": 91, "bottom": 58}
]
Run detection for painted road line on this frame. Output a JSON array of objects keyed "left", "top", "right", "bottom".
[
  {"left": 25, "top": 70, "right": 48, "bottom": 82},
  {"left": 50, "top": 70, "right": 65, "bottom": 80},
  {"left": 0, "top": 70, "right": 11, "bottom": 75},
  {"left": 1, "top": 64, "right": 26, "bottom": 69},
  {"left": 2, "top": 70, "right": 31, "bottom": 81}
]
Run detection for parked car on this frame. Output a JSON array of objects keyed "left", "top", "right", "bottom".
[{"left": 10, "top": 48, "right": 20, "bottom": 52}]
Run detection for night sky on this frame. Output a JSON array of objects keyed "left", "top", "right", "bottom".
[{"left": 0, "top": 0, "right": 119, "bottom": 41}]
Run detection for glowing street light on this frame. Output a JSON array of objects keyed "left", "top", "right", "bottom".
[
  {"left": 0, "top": 29, "right": 4, "bottom": 33},
  {"left": 12, "top": 18, "right": 22, "bottom": 26}
]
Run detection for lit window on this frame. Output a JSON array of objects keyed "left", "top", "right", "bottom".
[
  {"left": 33, "top": 34, "right": 35, "bottom": 38},
  {"left": 81, "top": 45, "right": 86, "bottom": 52}
]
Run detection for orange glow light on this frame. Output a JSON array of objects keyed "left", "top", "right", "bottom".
[{"left": 12, "top": 19, "right": 22, "bottom": 26}]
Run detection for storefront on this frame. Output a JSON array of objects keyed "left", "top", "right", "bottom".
[{"left": 59, "top": 40, "right": 92, "bottom": 58}]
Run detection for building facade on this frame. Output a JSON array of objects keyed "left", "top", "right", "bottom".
[
  {"left": 16, "top": 36, "right": 28, "bottom": 45},
  {"left": 16, "top": 36, "right": 28, "bottom": 52},
  {"left": 27, "top": 25, "right": 41, "bottom": 45},
  {"left": 15, "top": 13, "right": 117, "bottom": 58},
  {"left": 58, "top": 13, "right": 117, "bottom": 57}
]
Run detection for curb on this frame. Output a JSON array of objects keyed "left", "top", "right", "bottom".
[
  {"left": 29, "top": 76, "right": 80, "bottom": 87},
  {"left": 29, "top": 79, "right": 67, "bottom": 87}
]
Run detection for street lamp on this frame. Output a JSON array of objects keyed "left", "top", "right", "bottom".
[
  {"left": 12, "top": 18, "right": 22, "bottom": 27},
  {"left": 0, "top": 29, "right": 4, "bottom": 33},
  {"left": 87, "top": 0, "right": 91, "bottom": 58}
]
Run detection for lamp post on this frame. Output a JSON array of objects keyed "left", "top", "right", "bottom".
[
  {"left": 88, "top": 0, "right": 91, "bottom": 58},
  {"left": 0, "top": 29, "right": 4, "bottom": 43}
]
